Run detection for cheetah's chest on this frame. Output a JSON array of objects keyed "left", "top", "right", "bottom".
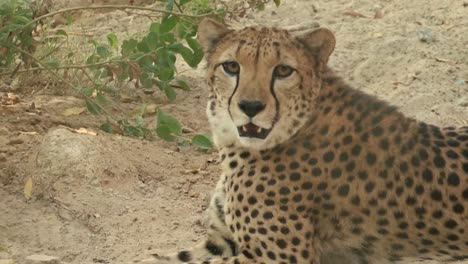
[{"left": 221, "top": 150, "right": 327, "bottom": 260}]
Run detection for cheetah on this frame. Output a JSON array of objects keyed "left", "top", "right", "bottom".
[{"left": 138, "top": 19, "right": 468, "bottom": 264}]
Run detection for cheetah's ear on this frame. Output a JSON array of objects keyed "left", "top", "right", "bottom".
[
  {"left": 297, "top": 28, "right": 336, "bottom": 68},
  {"left": 197, "top": 18, "right": 231, "bottom": 52}
]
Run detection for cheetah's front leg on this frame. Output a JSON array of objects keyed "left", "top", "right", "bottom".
[{"left": 137, "top": 175, "right": 238, "bottom": 264}]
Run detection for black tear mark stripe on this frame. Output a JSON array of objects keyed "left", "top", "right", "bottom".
[
  {"left": 227, "top": 69, "right": 240, "bottom": 120},
  {"left": 270, "top": 75, "right": 280, "bottom": 122}
]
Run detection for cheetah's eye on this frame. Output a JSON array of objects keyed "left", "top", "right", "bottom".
[
  {"left": 222, "top": 61, "right": 240, "bottom": 75},
  {"left": 273, "top": 65, "right": 294, "bottom": 78}
]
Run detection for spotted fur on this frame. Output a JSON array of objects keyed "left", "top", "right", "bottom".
[{"left": 136, "top": 19, "right": 468, "bottom": 264}]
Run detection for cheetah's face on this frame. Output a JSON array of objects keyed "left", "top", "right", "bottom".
[{"left": 198, "top": 19, "right": 335, "bottom": 150}]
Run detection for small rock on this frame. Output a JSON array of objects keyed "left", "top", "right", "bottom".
[
  {"left": 454, "top": 79, "right": 466, "bottom": 86},
  {"left": 417, "top": 28, "right": 435, "bottom": 43},
  {"left": 25, "top": 255, "right": 60, "bottom": 264},
  {"left": 458, "top": 97, "right": 468, "bottom": 107}
]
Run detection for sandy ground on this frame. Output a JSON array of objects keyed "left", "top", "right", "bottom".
[{"left": 0, "top": 0, "right": 467, "bottom": 263}]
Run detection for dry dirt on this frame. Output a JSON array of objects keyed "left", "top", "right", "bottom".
[{"left": 1, "top": 0, "right": 467, "bottom": 263}]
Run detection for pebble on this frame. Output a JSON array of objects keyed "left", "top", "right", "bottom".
[
  {"left": 417, "top": 28, "right": 435, "bottom": 43},
  {"left": 454, "top": 79, "right": 466, "bottom": 86},
  {"left": 458, "top": 97, "right": 468, "bottom": 107},
  {"left": 25, "top": 255, "right": 60, "bottom": 264}
]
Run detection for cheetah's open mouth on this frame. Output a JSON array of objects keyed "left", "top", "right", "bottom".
[{"left": 237, "top": 123, "right": 272, "bottom": 139}]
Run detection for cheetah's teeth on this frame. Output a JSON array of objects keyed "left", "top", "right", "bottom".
[
  {"left": 257, "top": 127, "right": 262, "bottom": 133},
  {"left": 242, "top": 125, "right": 247, "bottom": 132}
]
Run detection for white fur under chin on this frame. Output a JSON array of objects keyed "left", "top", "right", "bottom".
[
  {"left": 207, "top": 103, "right": 237, "bottom": 148},
  {"left": 238, "top": 137, "right": 269, "bottom": 149}
]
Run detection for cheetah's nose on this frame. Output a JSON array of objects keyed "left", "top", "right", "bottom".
[{"left": 238, "top": 100, "right": 266, "bottom": 118}]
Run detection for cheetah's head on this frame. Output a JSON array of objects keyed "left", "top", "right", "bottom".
[{"left": 198, "top": 19, "right": 335, "bottom": 150}]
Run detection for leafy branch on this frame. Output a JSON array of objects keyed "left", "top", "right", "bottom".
[
  {"left": 0, "top": 0, "right": 281, "bottom": 151},
  {"left": 25, "top": 4, "right": 214, "bottom": 28}
]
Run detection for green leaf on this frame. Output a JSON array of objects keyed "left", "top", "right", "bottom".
[
  {"left": 121, "top": 38, "right": 138, "bottom": 56},
  {"left": 160, "top": 16, "right": 179, "bottom": 34},
  {"left": 170, "top": 43, "right": 193, "bottom": 65},
  {"left": 100, "top": 119, "right": 112, "bottom": 133},
  {"left": 158, "top": 67, "right": 174, "bottom": 81},
  {"left": 113, "top": 61, "right": 128, "bottom": 81},
  {"left": 96, "top": 45, "right": 110, "bottom": 58},
  {"left": 185, "top": 37, "right": 204, "bottom": 67},
  {"left": 127, "top": 51, "right": 145, "bottom": 60},
  {"left": 179, "top": 0, "right": 192, "bottom": 6},
  {"left": 107, "top": 33, "right": 118, "bottom": 50},
  {"left": 66, "top": 14, "right": 73, "bottom": 25},
  {"left": 96, "top": 94, "right": 108, "bottom": 105},
  {"left": 273, "top": 0, "right": 281, "bottom": 7},
  {"left": 134, "top": 115, "right": 145, "bottom": 127},
  {"left": 149, "top": 22, "right": 160, "bottom": 34},
  {"left": 85, "top": 99, "right": 101, "bottom": 115},
  {"left": 156, "top": 109, "right": 182, "bottom": 141},
  {"left": 179, "top": 0, "right": 192, "bottom": 5},
  {"left": 156, "top": 125, "right": 173, "bottom": 141},
  {"left": 145, "top": 32, "right": 159, "bottom": 50},
  {"left": 101, "top": 86, "right": 117, "bottom": 94},
  {"left": 164, "top": 85, "right": 177, "bottom": 101},
  {"left": 140, "top": 73, "right": 153, "bottom": 88},
  {"left": 175, "top": 77, "right": 189, "bottom": 90},
  {"left": 86, "top": 54, "right": 98, "bottom": 65},
  {"left": 12, "top": 15, "right": 30, "bottom": 25},
  {"left": 82, "top": 86, "right": 94, "bottom": 96},
  {"left": 123, "top": 125, "right": 144, "bottom": 137},
  {"left": 192, "top": 133, "right": 213, "bottom": 151},
  {"left": 136, "top": 40, "right": 150, "bottom": 53},
  {"left": 56, "top": 29, "right": 68, "bottom": 37}
]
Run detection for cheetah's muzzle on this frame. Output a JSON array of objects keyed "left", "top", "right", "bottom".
[{"left": 237, "top": 123, "right": 272, "bottom": 139}]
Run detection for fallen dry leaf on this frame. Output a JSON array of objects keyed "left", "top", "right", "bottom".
[
  {"left": 24, "top": 177, "right": 33, "bottom": 200},
  {"left": 120, "top": 93, "right": 135, "bottom": 103},
  {"left": 370, "top": 32, "right": 384, "bottom": 38},
  {"left": 144, "top": 104, "right": 157, "bottom": 116},
  {"left": 1, "top": 93, "right": 21, "bottom": 105},
  {"left": 75, "top": 127, "right": 98, "bottom": 136},
  {"left": 61, "top": 107, "right": 86, "bottom": 116},
  {"left": 343, "top": 11, "right": 367, "bottom": 18},
  {"left": 435, "top": 58, "right": 451, "bottom": 63},
  {"left": 19, "top": 131, "right": 39, "bottom": 135}
]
